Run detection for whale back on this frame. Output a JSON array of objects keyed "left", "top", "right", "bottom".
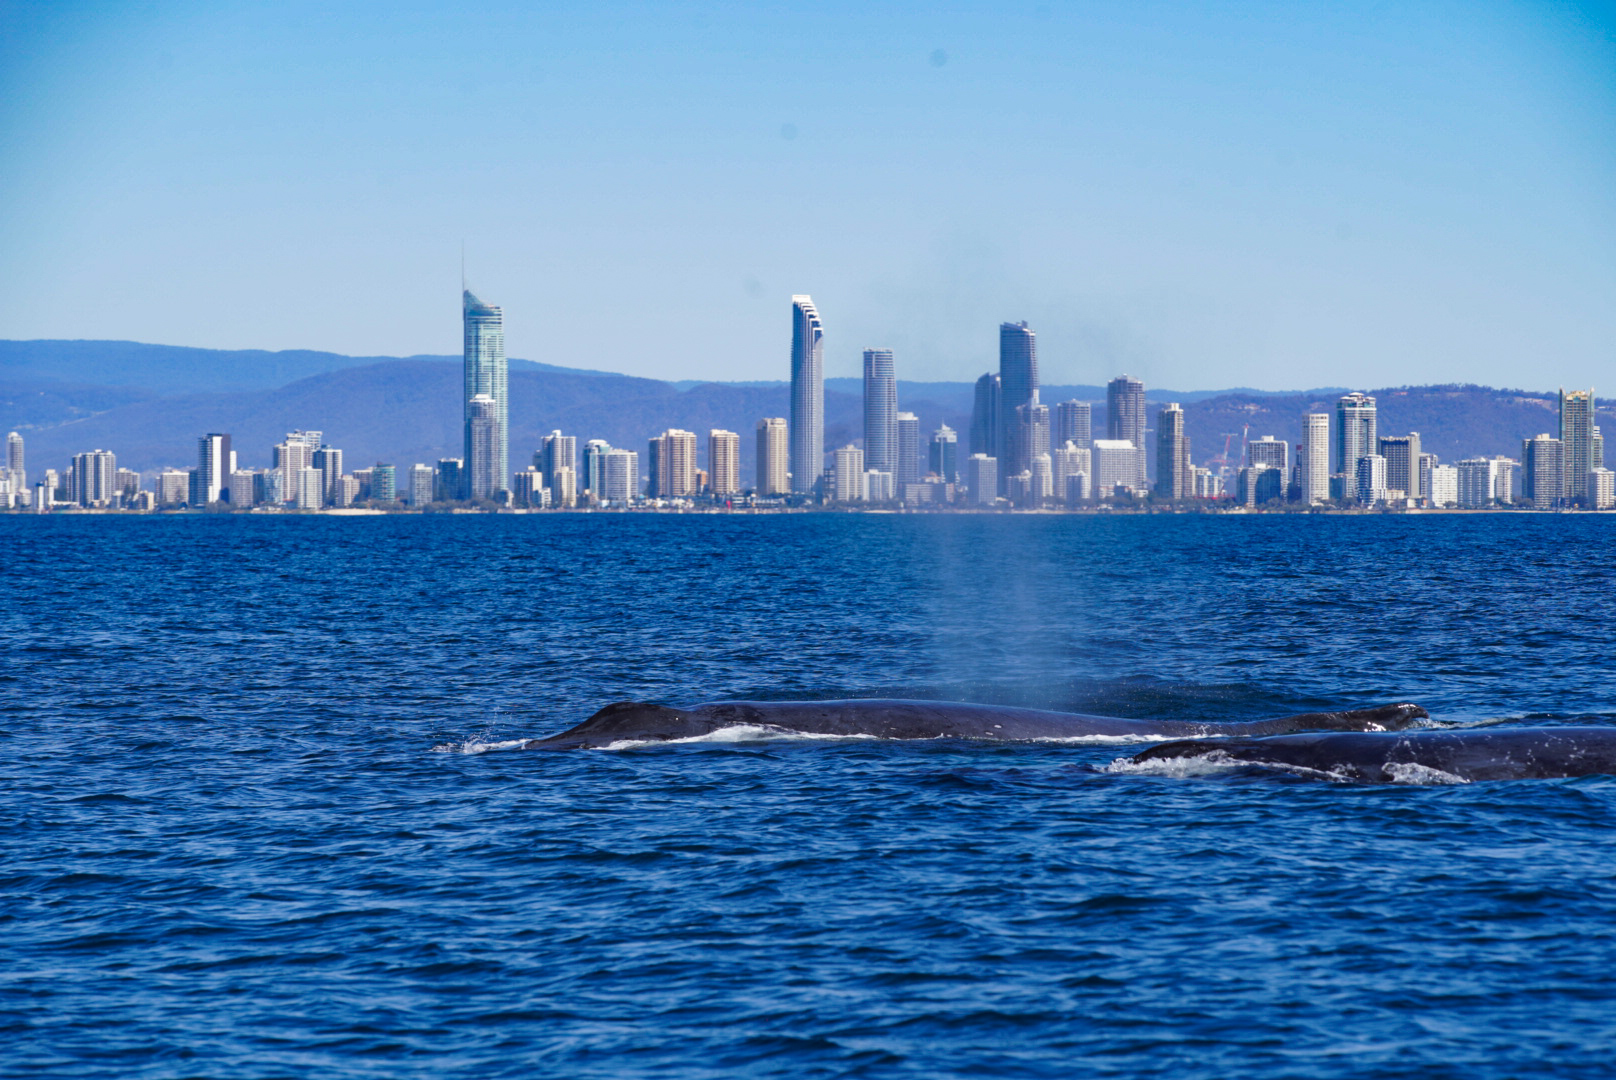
[{"left": 1131, "top": 727, "right": 1616, "bottom": 782}]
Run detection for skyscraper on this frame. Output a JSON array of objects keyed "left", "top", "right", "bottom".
[
  {"left": 789, "top": 295, "right": 824, "bottom": 495},
  {"left": 409, "top": 464, "right": 434, "bottom": 507},
  {"left": 1378, "top": 434, "right": 1422, "bottom": 501},
  {"left": 1521, "top": 434, "right": 1564, "bottom": 509},
  {"left": 271, "top": 430, "right": 318, "bottom": 505},
  {"left": 929, "top": 425, "right": 958, "bottom": 482},
  {"left": 649, "top": 429, "right": 697, "bottom": 498},
  {"left": 1560, "top": 388, "right": 1597, "bottom": 502},
  {"left": 831, "top": 445, "right": 864, "bottom": 502},
  {"left": 1299, "top": 413, "right": 1330, "bottom": 504},
  {"left": 601, "top": 449, "right": 640, "bottom": 503},
  {"left": 1356, "top": 454, "right": 1388, "bottom": 505},
  {"left": 372, "top": 463, "right": 397, "bottom": 502},
  {"left": 998, "top": 322, "right": 1038, "bottom": 474},
  {"left": 194, "top": 433, "right": 233, "bottom": 506},
  {"left": 435, "top": 459, "right": 465, "bottom": 503},
  {"left": 1106, "top": 376, "right": 1147, "bottom": 487},
  {"left": 966, "top": 453, "right": 998, "bottom": 506},
  {"left": 862, "top": 349, "right": 897, "bottom": 476},
  {"left": 312, "top": 445, "right": 343, "bottom": 506},
  {"left": 463, "top": 290, "right": 508, "bottom": 498},
  {"left": 467, "top": 395, "right": 501, "bottom": 500},
  {"left": 1155, "top": 403, "right": 1190, "bottom": 498},
  {"left": 1335, "top": 393, "right": 1378, "bottom": 478},
  {"left": 6, "top": 431, "right": 23, "bottom": 491},
  {"left": 1012, "top": 395, "right": 1050, "bottom": 480},
  {"left": 1248, "top": 436, "right": 1289, "bottom": 472},
  {"left": 1055, "top": 400, "right": 1091, "bottom": 451},
  {"left": 581, "top": 440, "right": 611, "bottom": 497},
  {"left": 970, "top": 373, "right": 1000, "bottom": 458},
  {"left": 895, "top": 412, "right": 921, "bottom": 485},
  {"left": 708, "top": 430, "right": 740, "bottom": 496},
  {"left": 755, "top": 418, "right": 789, "bottom": 496},
  {"left": 70, "top": 450, "right": 117, "bottom": 508}
]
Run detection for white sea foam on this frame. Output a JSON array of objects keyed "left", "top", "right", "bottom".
[
  {"left": 1384, "top": 761, "right": 1470, "bottom": 785},
  {"left": 1099, "top": 751, "right": 1246, "bottom": 778},
  {"left": 430, "top": 738, "right": 531, "bottom": 755}
]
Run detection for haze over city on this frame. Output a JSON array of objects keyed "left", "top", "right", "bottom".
[{"left": 2, "top": 1, "right": 1613, "bottom": 389}]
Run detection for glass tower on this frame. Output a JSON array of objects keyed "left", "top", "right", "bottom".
[
  {"left": 1335, "top": 393, "right": 1378, "bottom": 477},
  {"left": 789, "top": 296, "right": 824, "bottom": 495},
  {"left": 862, "top": 349, "right": 897, "bottom": 476},
  {"left": 463, "top": 290, "right": 508, "bottom": 498},
  {"left": 998, "top": 322, "right": 1038, "bottom": 475},
  {"left": 1560, "top": 388, "right": 1596, "bottom": 502}
]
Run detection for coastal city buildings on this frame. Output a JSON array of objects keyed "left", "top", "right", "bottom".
[{"left": 16, "top": 287, "right": 1608, "bottom": 515}]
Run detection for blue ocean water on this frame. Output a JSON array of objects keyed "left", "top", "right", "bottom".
[{"left": 3, "top": 512, "right": 1615, "bottom": 1078}]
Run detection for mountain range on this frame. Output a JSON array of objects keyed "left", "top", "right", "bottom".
[{"left": 3, "top": 340, "right": 1605, "bottom": 485}]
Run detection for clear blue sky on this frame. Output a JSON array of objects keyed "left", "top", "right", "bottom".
[{"left": 1, "top": 0, "right": 1612, "bottom": 390}]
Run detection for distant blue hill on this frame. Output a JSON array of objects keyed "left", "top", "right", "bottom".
[
  {"left": 4, "top": 340, "right": 1607, "bottom": 484},
  {"left": 0, "top": 340, "right": 619, "bottom": 396}
]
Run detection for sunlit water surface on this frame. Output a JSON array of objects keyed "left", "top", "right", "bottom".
[{"left": 4, "top": 513, "right": 1614, "bottom": 1078}]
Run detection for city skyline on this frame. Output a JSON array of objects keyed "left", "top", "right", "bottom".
[{"left": 4, "top": 290, "right": 1610, "bottom": 513}]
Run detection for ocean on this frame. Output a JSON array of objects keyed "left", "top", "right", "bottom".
[{"left": 4, "top": 512, "right": 1614, "bottom": 1078}]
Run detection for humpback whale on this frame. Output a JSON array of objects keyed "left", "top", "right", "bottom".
[
  {"left": 1129, "top": 727, "right": 1616, "bottom": 782},
  {"left": 521, "top": 699, "right": 1428, "bottom": 750}
]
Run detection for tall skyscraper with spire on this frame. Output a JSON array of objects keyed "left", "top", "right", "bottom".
[
  {"left": 463, "top": 290, "right": 508, "bottom": 499},
  {"left": 789, "top": 296, "right": 824, "bottom": 495}
]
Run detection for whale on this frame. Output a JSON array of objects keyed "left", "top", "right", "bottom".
[
  {"left": 520, "top": 699, "right": 1429, "bottom": 750},
  {"left": 1128, "top": 727, "right": 1616, "bottom": 782}
]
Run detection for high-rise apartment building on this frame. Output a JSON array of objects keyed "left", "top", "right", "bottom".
[
  {"left": 409, "top": 464, "right": 434, "bottom": 506},
  {"left": 1155, "top": 403, "right": 1191, "bottom": 498},
  {"left": 1056, "top": 400, "right": 1091, "bottom": 451},
  {"left": 862, "top": 349, "right": 897, "bottom": 476},
  {"left": 1107, "top": 376, "right": 1147, "bottom": 487},
  {"left": 467, "top": 395, "right": 501, "bottom": 500},
  {"left": 966, "top": 454, "right": 998, "bottom": 506},
  {"left": 551, "top": 467, "right": 576, "bottom": 508},
  {"left": 601, "top": 449, "right": 640, "bottom": 502},
  {"left": 1356, "top": 454, "right": 1387, "bottom": 505},
  {"left": 1053, "top": 442, "right": 1091, "bottom": 499},
  {"left": 312, "top": 446, "right": 343, "bottom": 507},
  {"left": 70, "top": 450, "right": 118, "bottom": 507},
  {"left": 789, "top": 295, "right": 824, "bottom": 495},
  {"left": 1378, "top": 434, "right": 1422, "bottom": 501},
  {"left": 1093, "top": 440, "right": 1139, "bottom": 498},
  {"left": 831, "top": 445, "right": 864, "bottom": 502},
  {"left": 579, "top": 441, "right": 610, "bottom": 497},
  {"left": 228, "top": 469, "right": 256, "bottom": 508},
  {"left": 648, "top": 429, "right": 697, "bottom": 498},
  {"left": 194, "top": 433, "right": 233, "bottom": 506},
  {"left": 1590, "top": 467, "right": 1616, "bottom": 510},
  {"left": 6, "top": 431, "right": 23, "bottom": 490},
  {"left": 929, "top": 425, "right": 958, "bottom": 482},
  {"left": 895, "top": 412, "right": 920, "bottom": 485},
  {"left": 1299, "top": 413, "right": 1330, "bottom": 504},
  {"left": 463, "top": 290, "right": 508, "bottom": 498},
  {"left": 755, "top": 418, "right": 789, "bottom": 496},
  {"left": 1456, "top": 457, "right": 1515, "bottom": 508},
  {"left": 1560, "top": 388, "right": 1597, "bottom": 502},
  {"left": 1012, "top": 395, "right": 1049, "bottom": 479},
  {"left": 1248, "top": 435, "right": 1288, "bottom": 473},
  {"left": 511, "top": 469, "right": 546, "bottom": 509},
  {"left": 372, "top": 463, "right": 397, "bottom": 502},
  {"left": 1428, "top": 464, "right": 1458, "bottom": 507},
  {"left": 435, "top": 459, "right": 464, "bottom": 503},
  {"left": 1521, "top": 434, "right": 1564, "bottom": 509},
  {"left": 294, "top": 467, "right": 323, "bottom": 510},
  {"left": 998, "top": 322, "right": 1038, "bottom": 475},
  {"left": 536, "top": 432, "right": 577, "bottom": 498},
  {"left": 156, "top": 469, "right": 189, "bottom": 507},
  {"left": 1335, "top": 393, "right": 1377, "bottom": 478},
  {"left": 971, "top": 373, "right": 1000, "bottom": 458},
  {"left": 271, "top": 431, "right": 318, "bottom": 505},
  {"left": 708, "top": 430, "right": 739, "bottom": 496}
]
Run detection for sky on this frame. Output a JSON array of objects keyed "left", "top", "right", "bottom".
[{"left": 0, "top": 0, "right": 1612, "bottom": 390}]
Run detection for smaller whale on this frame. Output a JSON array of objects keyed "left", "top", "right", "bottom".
[
  {"left": 1129, "top": 727, "right": 1616, "bottom": 782},
  {"left": 521, "top": 699, "right": 1428, "bottom": 750}
]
